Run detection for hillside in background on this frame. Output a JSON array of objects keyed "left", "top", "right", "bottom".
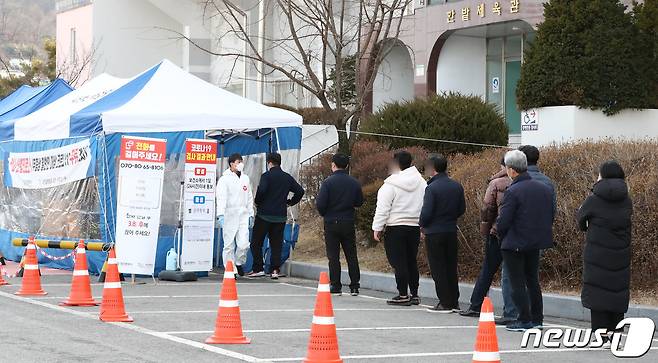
[{"left": 0, "top": 0, "right": 55, "bottom": 60}]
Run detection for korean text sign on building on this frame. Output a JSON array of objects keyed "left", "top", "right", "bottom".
[
  {"left": 181, "top": 139, "right": 217, "bottom": 271},
  {"left": 4, "top": 139, "right": 95, "bottom": 189},
  {"left": 115, "top": 136, "right": 166, "bottom": 275}
]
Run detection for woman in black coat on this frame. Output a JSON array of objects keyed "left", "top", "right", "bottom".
[{"left": 577, "top": 160, "right": 632, "bottom": 338}]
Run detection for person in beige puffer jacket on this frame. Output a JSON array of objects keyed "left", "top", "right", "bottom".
[{"left": 372, "top": 151, "right": 426, "bottom": 306}]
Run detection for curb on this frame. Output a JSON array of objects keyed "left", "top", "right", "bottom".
[{"left": 284, "top": 261, "right": 658, "bottom": 324}]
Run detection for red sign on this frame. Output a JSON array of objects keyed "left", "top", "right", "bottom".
[
  {"left": 120, "top": 136, "right": 166, "bottom": 163},
  {"left": 185, "top": 140, "right": 217, "bottom": 165}
]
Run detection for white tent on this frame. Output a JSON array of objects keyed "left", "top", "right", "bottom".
[
  {"left": 5, "top": 74, "right": 129, "bottom": 141},
  {"left": 69, "top": 59, "right": 302, "bottom": 136}
]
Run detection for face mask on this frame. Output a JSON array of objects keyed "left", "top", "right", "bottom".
[{"left": 236, "top": 162, "right": 244, "bottom": 172}]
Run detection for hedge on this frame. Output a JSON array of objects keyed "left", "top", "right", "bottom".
[{"left": 299, "top": 140, "right": 658, "bottom": 293}]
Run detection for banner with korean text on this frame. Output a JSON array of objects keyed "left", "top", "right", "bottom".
[
  {"left": 4, "top": 139, "right": 95, "bottom": 189},
  {"left": 181, "top": 139, "right": 217, "bottom": 271},
  {"left": 115, "top": 136, "right": 166, "bottom": 275}
]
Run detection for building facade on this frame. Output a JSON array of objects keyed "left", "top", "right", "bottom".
[
  {"left": 371, "top": 0, "right": 545, "bottom": 144},
  {"left": 55, "top": 0, "right": 321, "bottom": 108}
]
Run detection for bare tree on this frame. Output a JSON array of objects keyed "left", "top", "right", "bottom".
[{"left": 171, "top": 0, "right": 413, "bottom": 153}]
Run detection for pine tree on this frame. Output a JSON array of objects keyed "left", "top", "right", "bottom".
[{"left": 517, "top": 0, "right": 654, "bottom": 115}]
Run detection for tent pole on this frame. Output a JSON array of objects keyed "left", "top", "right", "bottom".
[{"left": 216, "top": 136, "right": 225, "bottom": 269}]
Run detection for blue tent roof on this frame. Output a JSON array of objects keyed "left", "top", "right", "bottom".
[
  {"left": 0, "top": 79, "right": 73, "bottom": 122},
  {"left": 0, "top": 85, "right": 46, "bottom": 114}
]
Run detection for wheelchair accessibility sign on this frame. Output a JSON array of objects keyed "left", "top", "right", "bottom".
[{"left": 522, "top": 109, "right": 539, "bottom": 131}]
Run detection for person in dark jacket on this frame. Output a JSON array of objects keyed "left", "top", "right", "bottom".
[
  {"left": 460, "top": 157, "right": 516, "bottom": 322},
  {"left": 249, "top": 153, "right": 305, "bottom": 279},
  {"left": 518, "top": 145, "right": 556, "bottom": 214},
  {"left": 316, "top": 153, "right": 364, "bottom": 296},
  {"left": 419, "top": 154, "right": 465, "bottom": 313},
  {"left": 577, "top": 160, "right": 632, "bottom": 342},
  {"left": 496, "top": 150, "right": 554, "bottom": 332}
]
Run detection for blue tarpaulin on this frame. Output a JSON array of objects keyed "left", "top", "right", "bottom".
[{"left": 0, "top": 79, "right": 73, "bottom": 123}]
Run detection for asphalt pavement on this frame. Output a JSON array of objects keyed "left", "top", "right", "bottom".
[{"left": 0, "top": 268, "right": 656, "bottom": 362}]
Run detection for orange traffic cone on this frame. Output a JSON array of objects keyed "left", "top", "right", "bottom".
[
  {"left": 99, "top": 248, "right": 132, "bottom": 322},
  {"left": 303, "top": 271, "right": 342, "bottom": 363},
  {"left": 205, "top": 260, "right": 250, "bottom": 344},
  {"left": 14, "top": 237, "right": 46, "bottom": 296},
  {"left": 472, "top": 297, "right": 500, "bottom": 363},
  {"left": 60, "top": 240, "right": 98, "bottom": 306},
  {"left": 0, "top": 264, "right": 9, "bottom": 286}
]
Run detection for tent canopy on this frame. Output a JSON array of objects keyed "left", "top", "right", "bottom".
[
  {"left": 1, "top": 74, "right": 128, "bottom": 142},
  {"left": 70, "top": 59, "right": 302, "bottom": 137},
  {"left": 0, "top": 79, "right": 73, "bottom": 123},
  {"left": 0, "top": 85, "right": 46, "bottom": 111}
]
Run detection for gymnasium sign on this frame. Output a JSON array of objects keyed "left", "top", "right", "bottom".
[{"left": 447, "top": 0, "right": 520, "bottom": 23}]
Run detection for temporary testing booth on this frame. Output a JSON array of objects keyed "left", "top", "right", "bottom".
[{"left": 0, "top": 60, "right": 302, "bottom": 275}]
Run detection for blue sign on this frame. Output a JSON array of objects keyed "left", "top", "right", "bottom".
[{"left": 193, "top": 195, "right": 206, "bottom": 204}]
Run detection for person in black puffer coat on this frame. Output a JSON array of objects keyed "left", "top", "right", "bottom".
[{"left": 577, "top": 160, "right": 632, "bottom": 338}]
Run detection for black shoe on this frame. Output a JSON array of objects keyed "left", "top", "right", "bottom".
[
  {"left": 410, "top": 295, "right": 420, "bottom": 305},
  {"left": 0, "top": 256, "right": 5, "bottom": 265},
  {"left": 495, "top": 317, "right": 515, "bottom": 326},
  {"left": 270, "top": 269, "right": 279, "bottom": 280},
  {"left": 505, "top": 320, "right": 534, "bottom": 332},
  {"left": 459, "top": 308, "right": 480, "bottom": 317},
  {"left": 386, "top": 295, "right": 412, "bottom": 306},
  {"left": 236, "top": 265, "right": 244, "bottom": 277},
  {"left": 427, "top": 303, "right": 457, "bottom": 313},
  {"left": 350, "top": 288, "right": 359, "bottom": 296},
  {"left": 330, "top": 287, "right": 342, "bottom": 296}
]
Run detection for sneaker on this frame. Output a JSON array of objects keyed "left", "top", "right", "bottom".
[
  {"left": 246, "top": 271, "right": 265, "bottom": 278},
  {"left": 427, "top": 303, "right": 457, "bottom": 313},
  {"left": 236, "top": 265, "right": 244, "bottom": 277},
  {"left": 330, "top": 287, "right": 342, "bottom": 296},
  {"left": 0, "top": 256, "right": 5, "bottom": 265},
  {"left": 270, "top": 269, "right": 279, "bottom": 280},
  {"left": 386, "top": 295, "right": 412, "bottom": 306},
  {"left": 410, "top": 295, "right": 420, "bottom": 305},
  {"left": 495, "top": 317, "right": 515, "bottom": 326},
  {"left": 505, "top": 321, "right": 534, "bottom": 332},
  {"left": 459, "top": 308, "right": 481, "bottom": 317},
  {"left": 350, "top": 288, "right": 359, "bottom": 296}
]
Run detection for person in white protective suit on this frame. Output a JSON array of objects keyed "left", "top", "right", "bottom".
[{"left": 216, "top": 153, "right": 254, "bottom": 276}]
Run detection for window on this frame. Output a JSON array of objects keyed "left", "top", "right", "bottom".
[{"left": 70, "top": 28, "right": 77, "bottom": 63}]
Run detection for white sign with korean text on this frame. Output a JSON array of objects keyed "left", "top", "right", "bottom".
[
  {"left": 115, "top": 136, "right": 166, "bottom": 275},
  {"left": 5, "top": 139, "right": 94, "bottom": 189},
  {"left": 181, "top": 139, "right": 218, "bottom": 271}
]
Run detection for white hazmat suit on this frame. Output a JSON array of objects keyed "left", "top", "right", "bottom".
[{"left": 216, "top": 168, "right": 254, "bottom": 269}]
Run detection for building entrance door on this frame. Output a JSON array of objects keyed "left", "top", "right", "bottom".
[{"left": 505, "top": 60, "right": 521, "bottom": 134}]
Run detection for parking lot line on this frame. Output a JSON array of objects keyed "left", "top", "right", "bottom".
[
  {"left": 0, "top": 290, "right": 262, "bottom": 362},
  {"left": 165, "top": 325, "right": 489, "bottom": 335},
  {"left": 265, "top": 347, "right": 645, "bottom": 362},
  {"left": 34, "top": 294, "right": 316, "bottom": 300},
  {"left": 129, "top": 308, "right": 428, "bottom": 314}
]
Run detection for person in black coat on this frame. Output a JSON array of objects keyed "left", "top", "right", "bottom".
[
  {"left": 316, "top": 153, "right": 364, "bottom": 296},
  {"left": 577, "top": 160, "right": 632, "bottom": 339},
  {"left": 249, "top": 153, "right": 305, "bottom": 279},
  {"left": 419, "top": 154, "right": 465, "bottom": 312}
]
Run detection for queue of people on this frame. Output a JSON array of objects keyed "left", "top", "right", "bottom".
[{"left": 217, "top": 146, "right": 633, "bottom": 337}]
